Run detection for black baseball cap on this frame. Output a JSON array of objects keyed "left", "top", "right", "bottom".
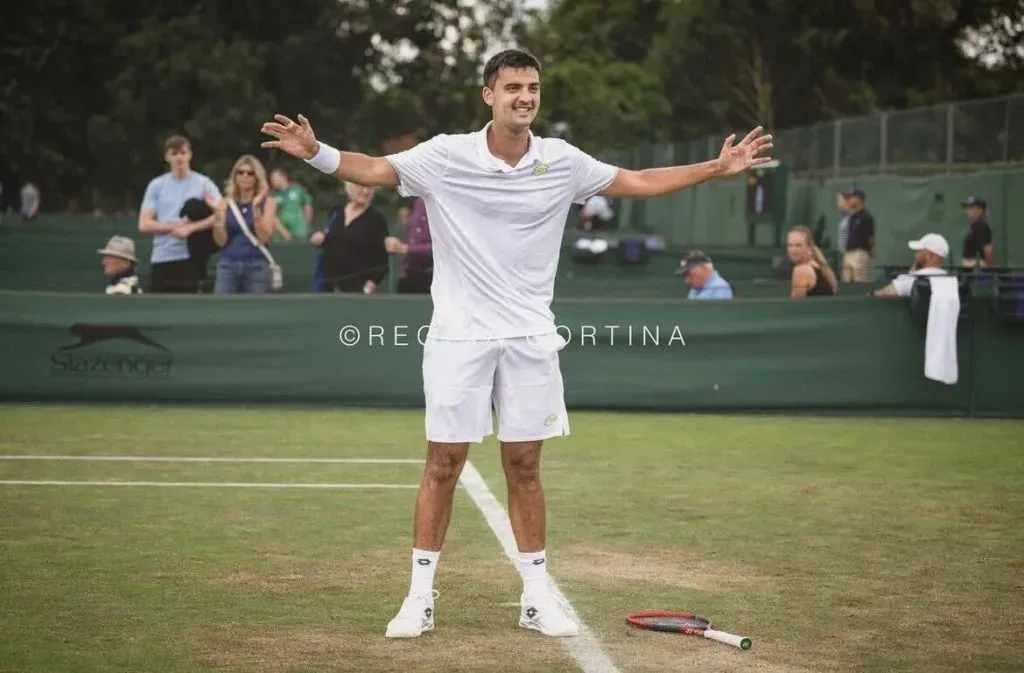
[
  {"left": 961, "top": 196, "right": 987, "bottom": 209},
  {"left": 675, "top": 250, "right": 712, "bottom": 276},
  {"left": 841, "top": 187, "right": 866, "bottom": 199}
]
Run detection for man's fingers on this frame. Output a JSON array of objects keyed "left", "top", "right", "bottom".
[
  {"left": 261, "top": 123, "right": 288, "bottom": 137},
  {"left": 261, "top": 140, "right": 281, "bottom": 149},
  {"left": 274, "top": 114, "right": 296, "bottom": 126},
  {"left": 738, "top": 126, "right": 764, "bottom": 146},
  {"left": 722, "top": 133, "right": 736, "bottom": 151},
  {"left": 297, "top": 114, "right": 311, "bottom": 129}
]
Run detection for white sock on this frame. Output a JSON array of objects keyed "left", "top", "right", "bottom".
[
  {"left": 409, "top": 548, "right": 440, "bottom": 598},
  {"left": 519, "top": 549, "right": 548, "bottom": 598}
]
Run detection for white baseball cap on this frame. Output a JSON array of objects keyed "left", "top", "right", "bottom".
[{"left": 908, "top": 233, "right": 949, "bottom": 259}]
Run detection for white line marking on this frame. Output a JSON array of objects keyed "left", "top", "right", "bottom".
[
  {"left": 458, "top": 461, "right": 621, "bottom": 673},
  {"left": 0, "top": 455, "right": 421, "bottom": 464},
  {"left": 0, "top": 480, "right": 418, "bottom": 489}
]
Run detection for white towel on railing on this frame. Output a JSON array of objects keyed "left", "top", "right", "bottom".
[{"left": 925, "top": 276, "right": 960, "bottom": 385}]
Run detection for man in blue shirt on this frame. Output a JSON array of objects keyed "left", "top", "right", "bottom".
[
  {"left": 676, "top": 250, "right": 734, "bottom": 300},
  {"left": 137, "top": 135, "right": 221, "bottom": 293}
]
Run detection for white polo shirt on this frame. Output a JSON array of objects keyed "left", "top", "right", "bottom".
[{"left": 385, "top": 122, "right": 619, "bottom": 341}]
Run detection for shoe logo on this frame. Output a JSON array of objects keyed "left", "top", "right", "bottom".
[
  {"left": 59, "top": 323, "right": 170, "bottom": 352},
  {"left": 424, "top": 607, "right": 433, "bottom": 619},
  {"left": 532, "top": 558, "right": 545, "bottom": 566},
  {"left": 416, "top": 558, "right": 432, "bottom": 566},
  {"left": 525, "top": 607, "right": 538, "bottom": 619}
]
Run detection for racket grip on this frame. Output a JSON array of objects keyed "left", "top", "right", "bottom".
[{"left": 704, "top": 629, "right": 752, "bottom": 650}]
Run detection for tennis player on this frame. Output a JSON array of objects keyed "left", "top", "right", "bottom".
[{"left": 261, "top": 49, "right": 772, "bottom": 639}]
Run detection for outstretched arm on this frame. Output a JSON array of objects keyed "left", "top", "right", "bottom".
[
  {"left": 601, "top": 127, "right": 773, "bottom": 199},
  {"left": 261, "top": 114, "right": 397, "bottom": 187}
]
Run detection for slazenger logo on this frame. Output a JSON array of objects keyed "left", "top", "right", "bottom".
[
  {"left": 50, "top": 323, "right": 174, "bottom": 378},
  {"left": 533, "top": 163, "right": 549, "bottom": 176},
  {"left": 58, "top": 323, "right": 171, "bottom": 352}
]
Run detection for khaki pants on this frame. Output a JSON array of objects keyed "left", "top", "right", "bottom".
[{"left": 842, "top": 250, "right": 871, "bottom": 282}]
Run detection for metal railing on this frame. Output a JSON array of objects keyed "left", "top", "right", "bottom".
[{"left": 602, "top": 93, "right": 1024, "bottom": 177}]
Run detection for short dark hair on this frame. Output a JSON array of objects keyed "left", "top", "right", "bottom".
[
  {"left": 482, "top": 49, "right": 541, "bottom": 89},
  {"left": 164, "top": 134, "right": 190, "bottom": 152}
]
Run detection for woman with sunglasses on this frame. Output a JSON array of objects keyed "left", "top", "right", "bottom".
[{"left": 211, "top": 155, "right": 277, "bottom": 294}]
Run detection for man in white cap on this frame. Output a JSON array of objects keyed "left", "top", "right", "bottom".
[
  {"left": 874, "top": 233, "right": 950, "bottom": 297},
  {"left": 97, "top": 236, "right": 143, "bottom": 295}
]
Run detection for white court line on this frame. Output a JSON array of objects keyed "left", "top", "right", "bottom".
[
  {"left": 0, "top": 455, "right": 421, "bottom": 464},
  {"left": 459, "top": 461, "right": 621, "bottom": 673},
  {"left": 0, "top": 480, "right": 418, "bottom": 489}
]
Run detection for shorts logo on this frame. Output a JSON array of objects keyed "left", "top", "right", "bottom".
[{"left": 543, "top": 414, "right": 557, "bottom": 427}]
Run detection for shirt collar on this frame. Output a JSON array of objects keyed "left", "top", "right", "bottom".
[{"left": 474, "top": 121, "right": 542, "bottom": 172}]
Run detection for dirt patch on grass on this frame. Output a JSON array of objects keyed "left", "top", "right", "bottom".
[
  {"left": 607, "top": 631, "right": 839, "bottom": 673},
  {"left": 558, "top": 543, "right": 777, "bottom": 594},
  {"left": 195, "top": 629, "right": 572, "bottom": 673},
  {"left": 207, "top": 549, "right": 403, "bottom": 595}
]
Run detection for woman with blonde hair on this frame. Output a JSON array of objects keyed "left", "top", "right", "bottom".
[
  {"left": 309, "top": 181, "right": 389, "bottom": 293},
  {"left": 211, "top": 154, "right": 277, "bottom": 294},
  {"left": 786, "top": 226, "right": 838, "bottom": 298}
]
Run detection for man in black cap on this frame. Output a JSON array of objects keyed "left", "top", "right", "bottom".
[
  {"left": 840, "top": 187, "right": 875, "bottom": 282},
  {"left": 675, "top": 250, "right": 734, "bottom": 300},
  {"left": 960, "top": 196, "right": 994, "bottom": 268}
]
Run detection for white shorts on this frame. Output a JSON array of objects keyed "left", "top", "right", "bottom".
[{"left": 421, "top": 334, "right": 570, "bottom": 444}]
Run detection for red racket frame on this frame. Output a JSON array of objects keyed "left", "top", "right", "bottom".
[{"left": 626, "top": 610, "right": 712, "bottom": 635}]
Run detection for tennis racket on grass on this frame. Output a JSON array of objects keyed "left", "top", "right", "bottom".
[{"left": 626, "top": 610, "right": 752, "bottom": 650}]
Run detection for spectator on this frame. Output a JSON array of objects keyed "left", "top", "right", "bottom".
[
  {"left": 20, "top": 182, "right": 40, "bottom": 221},
  {"left": 310, "top": 182, "right": 389, "bottom": 294},
  {"left": 138, "top": 135, "right": 221, "bottom": 293},
  {"left": 959, "top": 196, "right": 994, "bottom": 268},
  {"left": 579, "top": 194, "right": 615, "bottom": 231},
  {"left": 675, "top": 250, "right": 733, "bottom": 300},
  {"left": 874, "top": 233, "right": 950, "bottom": 297},
  {"left": 787, "top": 226, "right": 838, "bottom": 298},
  {"left": 270, "top": 168, "right": 313, "bottom": 243},
  {"left": 840, "top": 187, "right": 875, "bottom": 282},
  {"left": 211, "top": 155, "right": 276, "bottom": 294},
  {"left": 385, "top": 197, "right": 433, "bottom": 294},
  {"left": 835, "top": 191, "right": 850, "bottom": 253},
  {"left": 395, "top": 205, "right": 411, "bottom": 231},
  {"left": 96, "top": 235, "right": 142, "bottom": 295}
]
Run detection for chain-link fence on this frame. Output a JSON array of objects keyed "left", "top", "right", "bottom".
[{"left": 603, "top": 93, "right": 1024, "bottom": 177}]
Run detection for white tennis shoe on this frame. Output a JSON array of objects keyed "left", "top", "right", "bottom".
[
  {"left": 385, "top": 590, "right": 438, "bottom": 638},
  {"left": 519, "top": 592, "right": 579, "bottom": 637}
]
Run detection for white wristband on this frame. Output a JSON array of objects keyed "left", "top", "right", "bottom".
[{"left": 304, "top": 142, "right": 341, "bottom": 174}]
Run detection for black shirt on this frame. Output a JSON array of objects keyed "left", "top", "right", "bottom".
[
  {"left": 962, "top": 220, "right": 993, "bottom": 261},
  {"left": 807, "top": 266, "right": 835, "bottom": 296},
  {"left": 845, "top": 209, "right": 875, "bottom": 252},
  {"left": 320, "top": 204, "right": 390, "bottom": 292}
]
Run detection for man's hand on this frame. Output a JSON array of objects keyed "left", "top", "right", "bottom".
[
  {"left": 170, "top": 223, "right": 192, "bottom": 239},
  {"left": 716, "top": 127, "right": 774, "bottom": 177},
  {"left": 363, "top": 280, "right": 377, "bottom": 295},
  {"left": 309, "top": 231, "right": 325, "bottom": 247},
  {"left": 384, "top": 236, "right": 408, "bottom": 254},
  {"left": 260, "top": 114, "right": 318, "bottom": 160}
]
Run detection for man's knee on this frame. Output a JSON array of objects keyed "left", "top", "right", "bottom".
[
  {"left": 502, "top": 442, "right": 542, "bottom": 485},
  {"left": 424, "top": 442, "right": 468, "bottom": 485}
]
